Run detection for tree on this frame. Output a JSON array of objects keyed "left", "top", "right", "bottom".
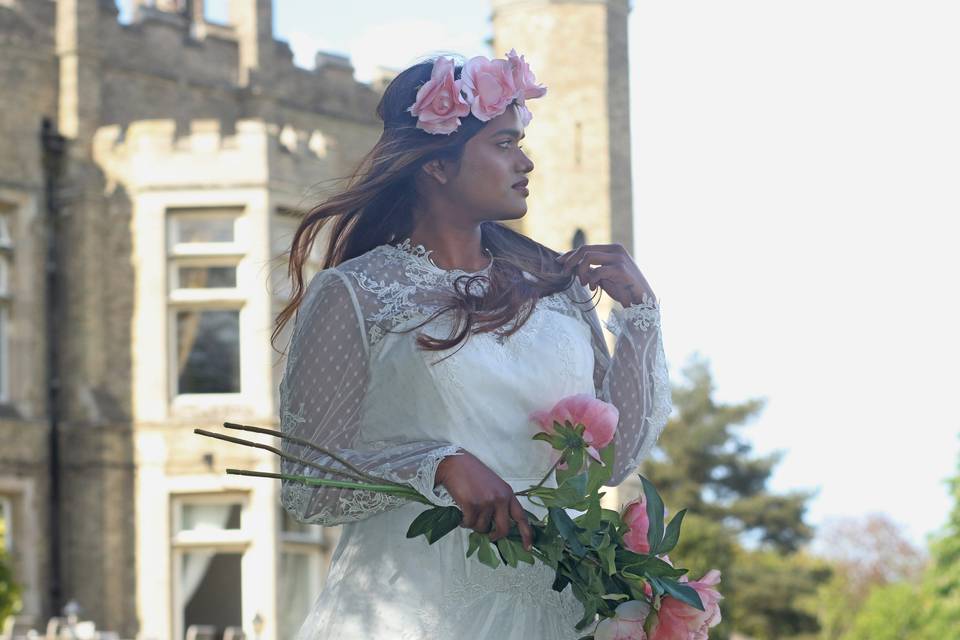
[
  {"left": 643, "top": 356, "right": 815, "bottom": 554},
  {"left": 641, "top": 355, "right": 827, "bottom": 639},
  {"left": 840, "top": 582, "right": 923, "bottom": 640},
  {"left": 810, "top": 513, "right": 927, "bottom": 639},
  {"left": 914, "top": 436, "right": 960, "bottom": 638}
]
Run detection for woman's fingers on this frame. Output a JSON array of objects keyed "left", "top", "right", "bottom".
[
  {"left": 510, "top": 498, "right": 534, "bottom": 551},
  {"left": 489, "top": 501, "right": 512, "bottom": 542}
]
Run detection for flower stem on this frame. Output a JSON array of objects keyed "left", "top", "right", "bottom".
[
  {"left": 515, "top": 451, "right": 566, "bottom": 497},
  {"left": 226, "top": 469, "right": 433, "bottom": 505},
  {"left": 223, "top": 421, "right": 379, "bottom": 484}
]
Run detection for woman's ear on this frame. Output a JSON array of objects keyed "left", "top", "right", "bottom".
[{"left": 421, "top": 159, "right": 448, "bottom": 185}]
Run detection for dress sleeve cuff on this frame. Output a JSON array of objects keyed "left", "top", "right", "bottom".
[
  {"left": 605, "top": 292, "right": 662, "bottom": 337},
  {"left": 407, "top": 445, "right": 465, "bottom": 508}
]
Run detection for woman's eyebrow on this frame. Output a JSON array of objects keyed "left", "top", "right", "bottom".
[{"left": 490, "top": 128, "right": 526, "bottom": 139}]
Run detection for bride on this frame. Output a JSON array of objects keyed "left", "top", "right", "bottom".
[{"left": 272, "top": 50, "right": 672, "bottom": 639}]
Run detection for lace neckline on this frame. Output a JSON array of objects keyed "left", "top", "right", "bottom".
[{"left": 387, "top": 237, "right": 494, "bottom": 276}]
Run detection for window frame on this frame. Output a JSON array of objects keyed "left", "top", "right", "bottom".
[
  {"left": 166, "top": 207, "right": 247, "bottom": 404},
  {"left": 169, "top": 492, "right": 251, "bottom": 640}
]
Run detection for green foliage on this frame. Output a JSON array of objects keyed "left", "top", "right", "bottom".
[
  {"left": 911, "top": 438, "right": 960, "bottom": 639},
  {"left": 0, "top": 550, "right": 20, "bottom": 629},
  {"left": 639, "top": 356, "right": 828, "bottom": 639},
  {"left": 406, "top": 433, "right": 710, "bottom": 634},
  {"left": 839, "top": 582, "right": 923, "bottom": 640},
  {"left": 725, "top": 548, "right": 830, "bottom": 639},
  {"left": 642, "top": 356, "right": 814, "bottom": 554}
]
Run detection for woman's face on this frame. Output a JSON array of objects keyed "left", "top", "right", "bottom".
[{"left": 431, "top": 104, "right": 535, "bottom": 223}]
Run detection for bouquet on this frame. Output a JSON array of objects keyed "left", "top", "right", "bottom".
[{"left": 195, "top": 394, "right": 722, "bottom": 639}]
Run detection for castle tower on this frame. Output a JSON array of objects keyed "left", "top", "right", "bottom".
[
  {"left": 491, "top": 0, "right": 641, "bottom": 507},
  {"left": 490, "top": 0, "right": 634, "bottom": 259}
]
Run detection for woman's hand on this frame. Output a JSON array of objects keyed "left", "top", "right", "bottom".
[
  {"left": 557, "top": 243, "right": 657, "bottom": 308},
  {"left": 435, "top": 451, "right": 534, "bottom": 551}
]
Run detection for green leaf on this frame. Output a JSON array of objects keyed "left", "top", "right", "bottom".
[
  {"left": 476, "top": 535, "right": 500, "bottom": 569},
  {"left": 549, "top": 507, "right": 587, "bottom": 556},
  {"left": 405, "top": 506, "right": 445, "bottom": 540},
  {"left": 532, "top": 432, "right": 556, "bottom": 446},
  {"left": 581, "top": 494, "right": 602, "bottom": 532},
  {"left": 655, "top": 508, "right": 686, "bottom": 556},
  {"left": 566, "top": 447, "right": 585, "bottom": 475},
  {"left": 574, "top": 597, "right": 599, "bottom": 631},
  {"left": 495, "top": 538, "right": 519, "bottom": 568},
  {"left": 639, "top": 474, "right": 665, "bottom": 553},
  {"left": 466, "top": 532, "right": 482, "bottom": 558},
  {"left": 644, "top": 556, "right": 687, "bottom": 579},
  {"left": 599, "top": 544, "right": 617, "bottom": 576},
  {"left": 551, "top": 567, "right": 571, "bottom": 593},
  {"left": 660, "top": 577, "right": 706, "bottom": 612},
  {"left": 601, "top": 592, "right": 630, "bottom": 602},
  {"left": 426, "top": 506, "right": 463, "bottom": 544}
]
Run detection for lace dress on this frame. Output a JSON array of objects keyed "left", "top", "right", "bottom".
[{"left": 279, "top": 238, "right": 672, "bottom": 639}]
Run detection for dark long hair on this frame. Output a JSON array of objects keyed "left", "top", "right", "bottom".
[{"left": 271, "top": 54, "right": 596, "bottom": 357}]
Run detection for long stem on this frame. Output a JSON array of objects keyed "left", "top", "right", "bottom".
[
  {"left": 194, "top": 428, "right": 372, "bottom": 485},
  {"left": 515, "top": 452, "right": 566, "bottom": 497},
  {"left": 226, "top": 469, "right": 433, "bottom": 505},
  {"left": 223, "top": 421, "right": 378, "bottom": 484}
]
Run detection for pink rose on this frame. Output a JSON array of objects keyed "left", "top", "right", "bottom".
[
  {"left": 460, "top": 55, "right": 518, "bottom": 122},
  {"left": 648, "top": 570, "right": 723, "bottom": 640},
  {"left": 530, "top": 393, "right": 619, "bottom": 463},
  {"left": 505, "top": 48, "right": 547, "bottom": 127},
  {"left": 622, "top": 495, "right": 653, "bottom": 554},
  {"left": 594, "top": 600, "right": 650, "bottom": 640},
  {"left": 406, "top": 57, "right": 471, "bottom": 135}
]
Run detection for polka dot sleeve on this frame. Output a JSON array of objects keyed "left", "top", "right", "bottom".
[
  {"left": 570, "top": 283, "right": 673, "bottom": 487},
  {"left": 278, "top": 269, "right": 464, "bottom": 526}
]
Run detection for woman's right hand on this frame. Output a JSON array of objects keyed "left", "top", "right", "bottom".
[{"left": 435, "top": 451, "right": 534, "bottom": 551}]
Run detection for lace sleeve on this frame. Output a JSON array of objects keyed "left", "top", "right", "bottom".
[
  {"left": 278, "top": 268, "right": 464, "bottom": 526},
  {"left": 568, "top": 282, "right": 673, "bottom": 486}
]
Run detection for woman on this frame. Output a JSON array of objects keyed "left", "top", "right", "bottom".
[{"left": 273, "top": 51, "right": 672, "bottom": 639}]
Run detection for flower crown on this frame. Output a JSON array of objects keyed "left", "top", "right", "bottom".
[{"left": 405, "top": 49, "right": 547, "bottom": 135}]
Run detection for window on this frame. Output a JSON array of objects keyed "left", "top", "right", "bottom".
[
  {"left": 171, "top": 494, "right": 249, "bottom": 640},
  {"left": 0, "top": 204, "right": 13, "bottom": 403},
  {"left": 277, "top": 507, "right": 325, "bottom": 640},
  {"left": 167, "top": 208, "right": 245, "bottom": 398}
]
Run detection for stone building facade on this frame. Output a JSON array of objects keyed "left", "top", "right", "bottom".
[{"left": 0, "top": 0, "right": 635, "bottom": 637}]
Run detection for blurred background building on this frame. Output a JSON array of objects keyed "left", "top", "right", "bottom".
[{"left": 0, "top": 0, "right": 634, "bottom": 637}]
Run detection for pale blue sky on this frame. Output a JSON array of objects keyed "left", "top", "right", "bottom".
[{"left": 118, "top": 0, "right": 960, "bottom": 550}]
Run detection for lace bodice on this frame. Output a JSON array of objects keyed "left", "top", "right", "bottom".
[{"left": 278, "top": 237, "right": 672, "bottom": 526}]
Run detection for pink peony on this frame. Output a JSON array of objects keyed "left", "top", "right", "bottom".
[
  {"left": 622, "top": 494, "right": 653, "bottom": 554},
  {"left": 530, "top": 393, "right": 619, "bottom": 463},
  {"left": 505, "top": 48, "right": 547, "bottom": 127},
  {"left": 460, "top": 55, "right": 518, "bottom": 122},
  {"left": 648, "top": 570, "right": 723, "bottom": 640},
  {"left": 406, "top": 56, "right": 471, "bottom": 135},
  {"left": 594, "top": 600, "right": 650, "bottom": 640}
]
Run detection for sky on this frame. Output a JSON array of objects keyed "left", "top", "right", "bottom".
[{"left": 118, "top": 0, "right": 960, "bottom": 550}]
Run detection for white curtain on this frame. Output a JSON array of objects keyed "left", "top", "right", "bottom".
[{"left": 178, "top": 504, "right": 233, "bottom": 613}]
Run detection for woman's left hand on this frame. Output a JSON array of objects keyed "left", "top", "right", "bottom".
[{"left": 556, "top": 243, "right": 657, "bottom": 308}]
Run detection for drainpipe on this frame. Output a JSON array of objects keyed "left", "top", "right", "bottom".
[{"left": 40, "top": 116, "right": 66, "bottom": 616}]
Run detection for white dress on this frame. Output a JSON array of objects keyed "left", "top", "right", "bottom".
[{"left": 279, "top": 237, "right": 672, "bottom": 639}]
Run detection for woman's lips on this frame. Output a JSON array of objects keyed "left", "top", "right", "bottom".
[{"left": 512, "top": 185, "right": 529, "bottom": 196}]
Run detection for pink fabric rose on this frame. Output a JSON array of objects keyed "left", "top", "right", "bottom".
[
  {"left": 530, "top": 393, "right": 619, "bottom": 463},
  {"left": 594, "top": 600, "right": 650, "bottom": 640},
  {"left": 460, "top": 55, "right": 518, "bottom": 122},
  {"left": 505, "top": 48, "right": 547, "bottom": 127},
  {"left": 406, "top": 56, "right": 471, "bottom": 135},
  {"left": 648, "top": 570, "right": 723, "bottom": 640}
]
